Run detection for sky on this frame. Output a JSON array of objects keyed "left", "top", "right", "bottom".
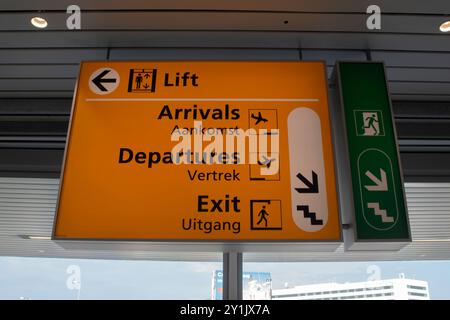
[{"left": 1, "top": 256, "right": 450, "bottom": 300}]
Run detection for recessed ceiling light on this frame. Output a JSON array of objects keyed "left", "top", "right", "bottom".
[
  {"left": 439, "top": 21, "right": 450, "bottom": 32},
  {"left": 31, "top": 16, "right": 48, "bottom": 29}
]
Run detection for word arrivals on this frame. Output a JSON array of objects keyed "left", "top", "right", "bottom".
[
  {"left": 181, "top": 218, "right": 241, "bottom": 234},
  {"left": 158, "top": 104, "right": 239, "bottom": 120},
  {"left": 179, "top": 304, "right": 214, "bottom": 318}
]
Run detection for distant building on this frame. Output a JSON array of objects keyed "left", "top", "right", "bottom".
[
  {"left": 212, "top": 270, "right": 272, "bottom": 300},
  {"left": 272, "top": 275, "right": 429, "bottom": 300},
  {"left": 243, "top": 272, "right": 272, "bottom": 300}
]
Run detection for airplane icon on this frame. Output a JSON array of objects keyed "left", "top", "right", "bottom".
[
  {"left": 258, "top": 155, "right": 276, "bottom": 168},
  {"left": 251, "top": 112, "right": 268, "bottom": 125}
]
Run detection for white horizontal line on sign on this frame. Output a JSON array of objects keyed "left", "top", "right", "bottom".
[{"left": 85, "top": 98, "right": 320, "bottom": 102}]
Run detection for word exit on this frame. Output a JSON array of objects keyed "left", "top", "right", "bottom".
[{"left": 197, "top": 195, "right": 241, "bottom": 213}]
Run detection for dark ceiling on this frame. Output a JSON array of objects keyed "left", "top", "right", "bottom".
[{"left": 0, "top": 0, "right": 449, "bottom": 100}]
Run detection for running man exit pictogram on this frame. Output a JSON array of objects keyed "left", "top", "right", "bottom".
[{"left": 354, "top": 110, "right": 385, "bottom": 136}]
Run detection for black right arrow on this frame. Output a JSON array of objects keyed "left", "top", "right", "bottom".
[
  {"left": 295, "top": 171, "right": 319, "bottom": 193},
  {"left": 92, "top": 69, "right": 117, "bottom": 92}
]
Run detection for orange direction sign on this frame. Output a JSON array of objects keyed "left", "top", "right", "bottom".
[{"left": 53, "top": 61, "right": 341, "bottom": 241}]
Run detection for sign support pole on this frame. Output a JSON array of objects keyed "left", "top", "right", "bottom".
[{"left": 223, "top": 252, "right": 242, "bottom": 300}]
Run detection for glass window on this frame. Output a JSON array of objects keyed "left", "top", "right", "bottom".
[
  {"left": 407, "top": 285, "right": 426, "bottom": 290},
  {"left": 0, "top": 256, "right": 221, "bottom": 300},
  {"left": 408, "top": 292, "right": 428, "bottom": 297}
]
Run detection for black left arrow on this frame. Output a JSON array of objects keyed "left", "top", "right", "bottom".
[
  {"left": 92, "top": 70, "right": 116, "bottom": 92},
  {"left": 295, "top": 171, "right": 319, "bottom": 193}
]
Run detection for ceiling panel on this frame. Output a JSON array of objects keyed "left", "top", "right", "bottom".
[
  {"left": 372, "top": 51, "right": 450, "bottom": 68},
  {"left": 387, "top": 68, "right": 450, "bottom": 82},
  {"left": 109, "top": 48, "right": 300, "bottom": 60},
  {"left": 302, "top": 50, "right": 367, "bottom": 65},
  {"left": 0, "top": 64, "right": 78, "bottom": 78},
  {"left": 1, "top": 32, "right": 449, "bottom": 52},
  {"left": 0, "top": 48, "right": 106, "bottom": 63},
  {"left": 390, "top": 95, "right": 450, "bottom": 101},
  {"left": 0, "top": 0, "right": 449, "bottom": 14},
  {"left": 389, "top": 82, "right": 450, "bottom": 96},
  {"left": 0, "top": 79, "right": 75, "bottom": 91},
  {"left": 0, "top": 91, "right": 73, "bottom": 98},
  {"left": 0, "top": 11, "right": 448, "bottom": 35}
]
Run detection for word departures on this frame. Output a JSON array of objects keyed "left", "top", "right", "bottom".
[{"left": 53, "top": 61, "right": 340, "bottom": 242}]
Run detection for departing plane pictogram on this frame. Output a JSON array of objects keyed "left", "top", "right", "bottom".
[{"left": 257, "top": 155, "right": 276, "bottom": 168}]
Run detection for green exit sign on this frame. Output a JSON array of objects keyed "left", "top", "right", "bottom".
[{"left": 336, "top": 62, "right": 411, "bottom": 246}]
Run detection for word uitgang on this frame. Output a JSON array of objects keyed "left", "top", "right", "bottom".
[{"left": 181, "top": 218, "right": 241, "bottom": 234}]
